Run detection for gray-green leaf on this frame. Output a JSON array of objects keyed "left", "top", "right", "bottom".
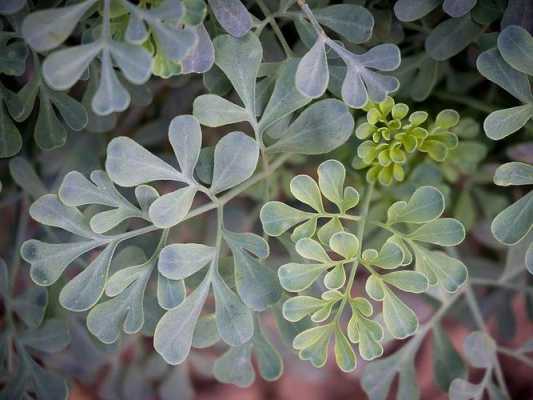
[
  {"left": 210, "top": 132, "right": 259, "bottom": 194},
  {"left": 154, "top": 276, "right": 210, "bottom": 364},
  {"left": 497, "top": 25, "right": 533, "bottom": 75},
  {"left": 158, "top": 243, "right": 216, "bottom": 280},
  {"left": 491, "top": 190, "right": 533, "bottom": 245},
  {"left": 213, "top": 33, "right": 261, "bottom": 112},
  {"left": 425, "top": 15, "right": 482, "bottom": 61},
  {"left": 267, "top": 99, "right": 354, "bottom": 155},
  {"left": 212, "top": 273, "right": 254, "bottom": 346},
  {"left": 387, "top": 186, "right": 445, "bottom": 224}
]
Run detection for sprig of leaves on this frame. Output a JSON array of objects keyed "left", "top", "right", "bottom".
[
  {"left": 295, "top": 1, "right": 401, "bottom": 108},
  {"left": 448, "top": 331, "right": 502, "bottom": 400},
  {"left": 0, "top": 22, "right": 28, "bottom": 157},
  {"left": 193, "top": 33, "right": 354, "bottom": 155},
  {"left": 477, "top": 25, "right": 533, "bottom": 275},
  {"left": 260, "top": 161, "right": 467, "bottom": 371},
  {"left": 477, "top": 25, "right": 533, "bottom": 140}
]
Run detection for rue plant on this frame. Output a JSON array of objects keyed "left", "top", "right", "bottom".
[{"left": 0, "top": 0, "right": 532, "bottom": 399}]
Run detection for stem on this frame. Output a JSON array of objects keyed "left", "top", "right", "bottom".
[
  {"left": 102, "top": 0, "right": 111, "bottom": 40},
  {"left": 296, "top": 0, "right": 325, "bottom": 37},
  {"left": 475, "top": 369, "right": 494, "bottom": 400},
  {"left": 280, "top": 0, "right": 297, "bottom": 12},
  {"left": 151, "top": 229, "right": 169, "bottom": 260},
  {"left": 367, "top": 219, "right": 402, "bottom": 235},
  {"left": 210, "top": 198, "right": 225, "bottom": 277},
  {"left": 322, "top": 213, "right": 360, "bottom": 222},
  {"left": 465, "top": 287, "right": 511, "bottom": 398},
  {"left": 256, "top": 0, "right": 294, "bottom": 57},
  {"left": 4, "top": 198, "right": 30, "bottom": 375},
  {"left": 219, "top": 153, "right": 290, "bottom": 205},
  {"left": 432, "top": 91, "right": 496, "bottom": 114},
  {"left": 398, "top": 290, "right": 466, "bottom": 365},
  {"left": 258, "top": 134, "right": 272, "bottom": 203},
  {"left": 10, "top": 195, "right": 29, "bottom": 289},
  {"left": 498, "top": 347, "right": 533, "bottom": 369},
  {"left": 470, "top": 278, "right": 531, "bottom": 293},
  {"left": 166, "top": 153, "right": 291, "bottom": 227},
  {"left": 335, "top": 182, "right": 374, "bottom": 323},
  {"left": 418, "top": 289, "right": 464, "bottom": 336},
  {"left": 394, "top": 289, "right": 465, "bottom": 365},
  {"left": 402, "top": 22, "right": 431, "bottom": 34},
  {"left": 110, "top": 224, "right": 160, "bottom": 242}
]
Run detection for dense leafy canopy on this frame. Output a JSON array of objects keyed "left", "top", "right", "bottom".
[{"left": 0, "top": 0, "right": 532, "bottom": 399}]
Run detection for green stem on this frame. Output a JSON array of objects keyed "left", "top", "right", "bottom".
[
  {"left": 218, "top": 152, "right": 290, "bottom": 204},
  {"left": 256, "top": 0, "right": 294, "bottom": 57},
  {"left": 5, "top": 198, "right": 30, "bottom": 375},
  {"left": 475, "top": 369, "right": 494, "bottom": 400},
  {"left": 433, "top": 91, "right": 496, "bottom": 114},
  {"left": 151, "top": 229, "right": 169, "bottom": 260},
  {"left": 367, "top": 220, "right": 402, "bottom": 236},
  {"left": 259, "top": 143, "right": 272, "bottom": 203},
  {"left": 402, "top": 22, "right": 431, "bottom": 34},
  {"left": 210, "top": 198, "right": 225, "bottom": 278},
  {"left": 110, "top": 225, "right": 161, "bottom": 242},
  {"left": 280, "top": 0, "right": 297, "bottom": 12},
  {"left": 102, "top": 0, "right": 111, "bottom": 39},
  {"left": 405, "top": 290, "right": 466, "bottom": 360},
  {"left": 498, "top": 347, "right": 533, "bottom": 369},
  {"left": 465, "top": 287, "right": 511, "bottom": 398},
  {"left": 394, "top": 288, "right": 465, "bottom": 365},
  {"left": 296, "top": 0, "right": 325, "bottom": 37},
  {"left": 10, "top": 195, "right": 29, "bottom": 289},
  {"left": 172, "top": 153, "right": 291, "bottom": 225},
  {"left": 335, "top": 182, "right": 374, "bottom": 323},
  {"left": 323, "top": 212, "right": 360, "bottom": 222},
  {"left": 470, "top": 278, "right": 531, "bottom": 293}
]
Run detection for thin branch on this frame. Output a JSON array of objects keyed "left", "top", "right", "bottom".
[
  {"left": 9, "top": 195, "right": 29, "bottom": 289},
  {"left": 465, "top": 287, "right": 511, "bottom": 398},
  {"left": 335, "top": 182, "right": 374, "bottom": 323},
  {"left": 432, "top": 91, "right": 496, "bottom": 114},
  {"left": 498, "top": 347, "right": 533, "bottom": 369},
  {"left": 256, "top": 0, "right": 294, "bottom": 57},
  {"left": 470, "top": 277, "right": 531, "bottom": 293},
  {"left": 295, "top": 0, "right": 325, "bottom": 37}
]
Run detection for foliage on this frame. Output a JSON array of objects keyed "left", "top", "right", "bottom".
[
  {"left": 477, "top": 23, "right": 533, "bottom": 276},
  {"left": 0, "top": 0, "right": 532, "bottom": 399},
  {"left": 353, "top": 96, "right": 461, "bottom": 185},
  {"left": 0, "top": 259, "right": 70, "bottom": 399},
  {"left": 261, "top": 165, "right": 466, "bottom": 369}
]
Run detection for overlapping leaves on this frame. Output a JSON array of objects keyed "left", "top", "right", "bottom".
[
  {"left": 261, "top": 161, "right": 467, "bottom": 371},
  {"left": 477, "top": 25, "right": 533, "bottom": 275},
  {"left": 491, "top": 161, "right": 533, "bottom": 274},
  {"left": 448, "top": 331, "right": 503, "bottom": 400},
  {"left": 0, "top": 259, "right": 71, "bottom": 400},
  {"left": 0, "top": 24, "right": 28, "bottom": 157},
  {"left": 477, "top": 25, "right": 533, "bottom": 140},
  {"left": 193, "top": 33, "right": 355, "bottom": 154},
  {"left": 18, "top": 111, "right": 286, "bottom": 383},
  {"left": 20, "top": 113, "right": 264, "bottom": 345},
  {"left": 294, "top": 6, "right": 401, "bottom": 109},
  {"left": 22, "top": 0, "right": 207, "bottom": 115}
]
